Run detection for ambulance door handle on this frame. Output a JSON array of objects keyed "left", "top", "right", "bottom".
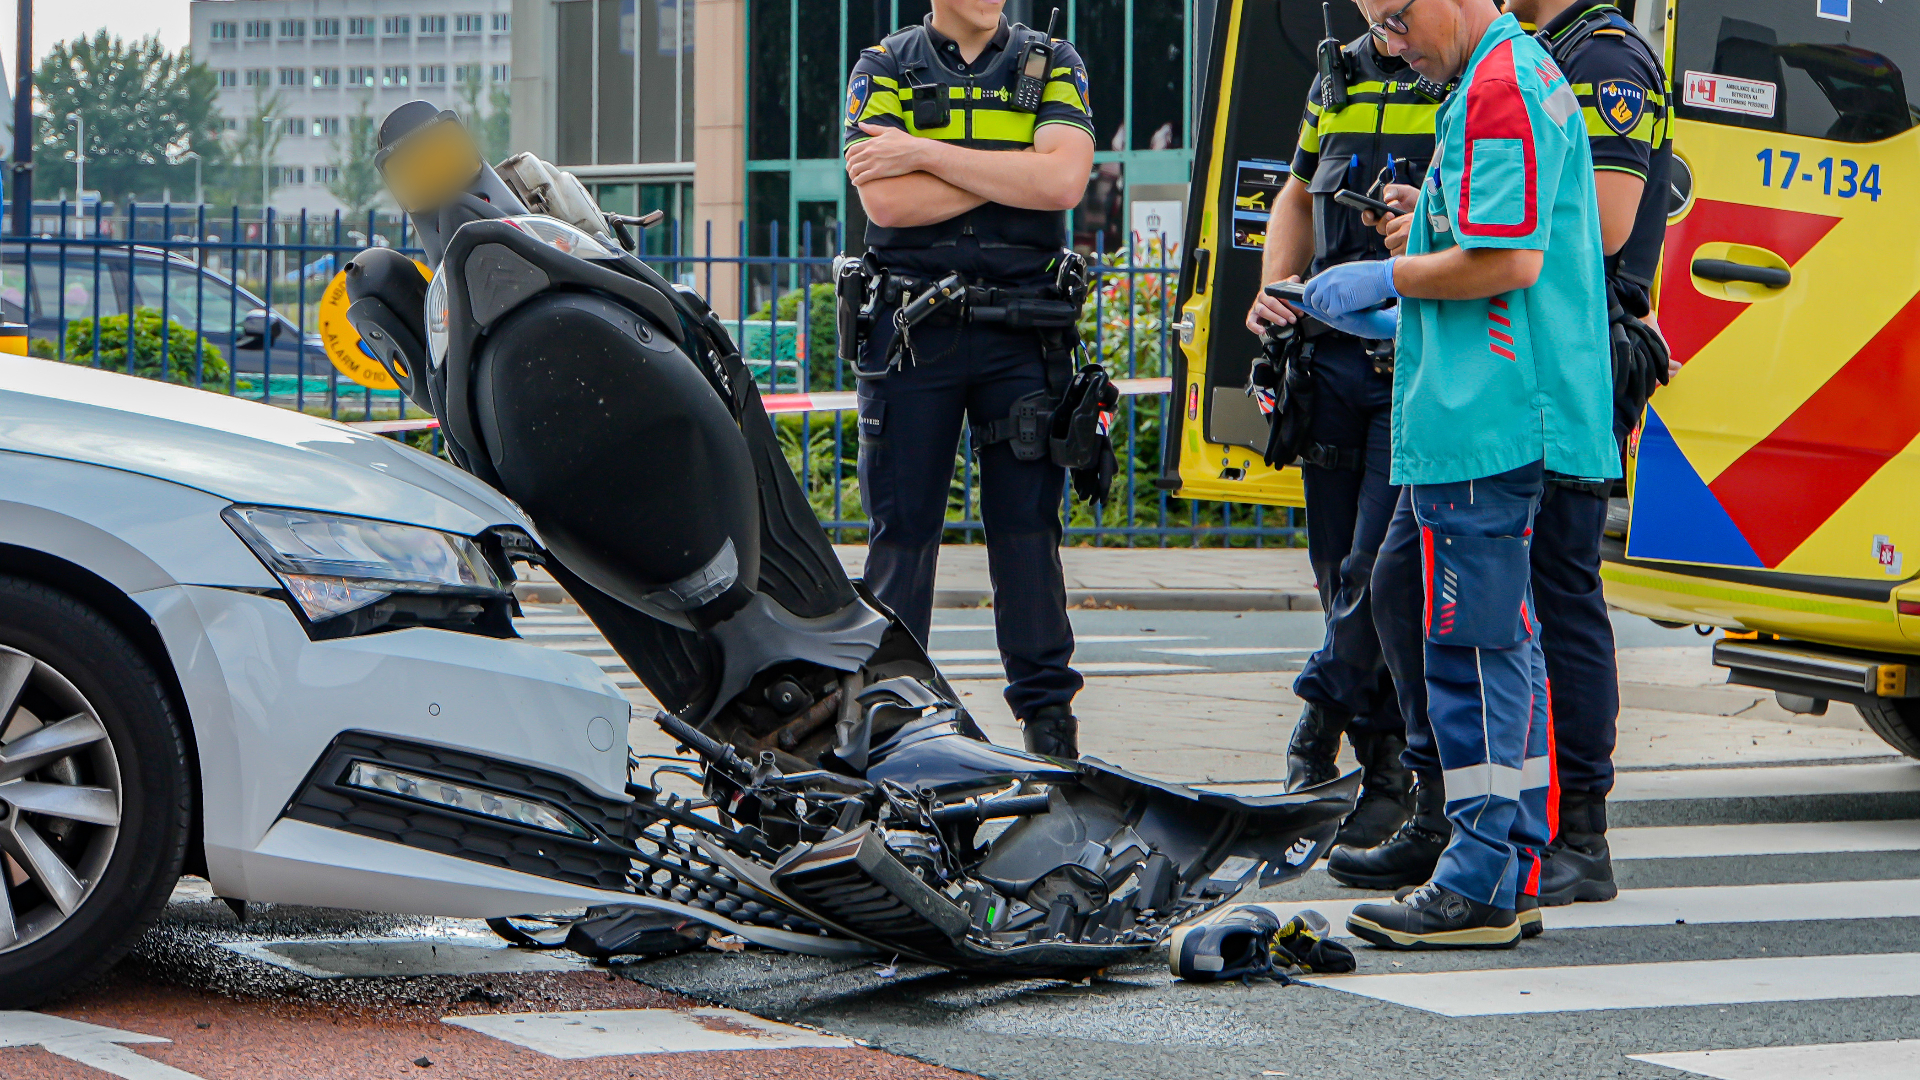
[{"left": 1692, "top": 258, "right": 1790, "bottom": 289}]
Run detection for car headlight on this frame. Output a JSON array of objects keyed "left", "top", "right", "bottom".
[
  {"left": 223, "top": 506, "right": 506, "bottom": 624},
  {"left": 500, "top": 215, "right": 621, "bottom": 260}
]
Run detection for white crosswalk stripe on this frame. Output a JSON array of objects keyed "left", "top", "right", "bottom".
[{"left": 1631, "top": 1038, "right": 1920, "bottom": 1080}]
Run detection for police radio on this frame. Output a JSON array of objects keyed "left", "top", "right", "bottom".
[
  {"left": 1012, "top": 8, "right": 1060, "bottom": 114},
  {"left": 1317, "top": 2, "right": 1350, "bottom": 110}
]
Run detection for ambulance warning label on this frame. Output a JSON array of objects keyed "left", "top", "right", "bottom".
[{"left": 1683, "top": 71, "right": 1777, "bottom": 118}]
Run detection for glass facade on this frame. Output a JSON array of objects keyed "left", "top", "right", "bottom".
[{"left": 746, "top": 0, "right": 1202, "bottom": 257}]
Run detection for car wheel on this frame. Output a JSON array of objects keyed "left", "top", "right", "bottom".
[
  {"left": 0, "top": 576, "right": 191, "bottom": 1006},
  {"left": 1855, "top": 697, "right": 1920, "bottom": 760}
]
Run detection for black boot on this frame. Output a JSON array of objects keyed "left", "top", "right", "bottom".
[
  {"left": 1286, "top": 702, "right": 1349, "bottom": 791},
  {"left": 1022, "top": 704, "right": 1079, "bottom": 760},
  {"left": 1347, "top": 881, "right": 1519, "bottom": 950},
  {"left": 1326, "top": 770, "right": 1447, "bottom": 890},
  {"left": 1539, "top": 789, "right": 1617, "bottom": 906},
  {"left": 1334, "top": 729, "right": 1413, "bottom": 849}
]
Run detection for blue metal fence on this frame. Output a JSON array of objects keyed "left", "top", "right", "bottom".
[{"left": 4, "top": 202, "right": 1301, "bottom": 547}]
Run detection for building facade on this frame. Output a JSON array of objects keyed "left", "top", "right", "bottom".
[{"left": 191, "top": 0, "right": 515, "bottom": 214}]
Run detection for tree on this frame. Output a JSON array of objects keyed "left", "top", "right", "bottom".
[
  {"left": 32, "top": 32, "right": 222, "bottom": 202},
  {"left": 326, "top": 96, "right": 384, "bottom": 220},
  {"left": 456, "top": 67, "right": 512, "bottom": 164},
  {"left": 225, "top": 85, "right": 286, "bottom": 210}
]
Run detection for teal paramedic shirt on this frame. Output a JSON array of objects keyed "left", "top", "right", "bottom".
[{"left": 1392, "top": 13, "right": 1618, "bottom": 486}]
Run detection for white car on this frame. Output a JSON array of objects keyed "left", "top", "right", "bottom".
[{"left": 0, "top": 355, "right": 641, "bottom": 1005}]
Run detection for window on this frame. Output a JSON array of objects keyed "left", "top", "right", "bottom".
[
  {"left": 278, "top": 19, "right": 305, "bottom": 38},
  {"left": 244, "top": 68, "right": 270, "bottom": 87},
  {"left": 277, "top": 67, "right": 306, "bottom": 87},
  {"left": 490, "top": 62, "right": 510, "bottom": 82},
  {"left": 272, "top": 166, "right": 307, "bottom": 186},
  {"left": 133, "top": 264, "right": 240, "bottom": 333},
  {"left": 456, "top": 62, "right": 482, "bottom": 85},
  {"left": 313, "top": 68, "right": 341, "bottom": 88},
  {"left": 244, "top": 20, "right": 271, "bottom": 39},
  {"left": 348, "top": 66, "right": 376, "bottom": 87},
  {"left": 382, "top": 66, "right": 410, "bottom": 88},
  {"left": 383, "top": 16, "right": 411, "bottom": 35},
  {"left": 348, "top": 17, "right": 374, "bottom": 37},
  {"left": 455, "top": 14, "right": 484, "bottom": 33},
  {"left": 1673, "top": 0, "right": 1920, "bottom": 143},
  {"left": 210, "top": 22, "right": 237, "bottom": 41},
  {"left": 314, "top": 166, "right": 341, "bottom": 185},
  {"left": 419, "top": 15, "right": 447, "bottom": 35},
  {"left": 314, "top": 18, "right": 340, "bottom": 38},
  {"left": 280, "top": 118, "right": 306, "bottom": 137},
  {"left": 313, "top": 116, "right": 341, "bottom": 137},
  {"left": 418, "top": 65, "right": 448, "bottom": 85},
  {"left": 217, "top": 70, "right": 237, "bottom": 88},
  {"left": 221, "top": 117, "right": 238, "bottom": 132},
  {"left": 492, "top": 13, "right": 510, "bottom": 32}
]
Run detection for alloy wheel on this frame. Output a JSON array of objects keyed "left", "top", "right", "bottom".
[{"left": 0, "top": 645, "right": 123, "bottom": 952}]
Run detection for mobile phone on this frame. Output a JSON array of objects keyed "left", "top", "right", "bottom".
[
  {"left": 1334, "top": 189, "right": 1399, "bottom": 218},
  {"left": 1263, "top": 281, "right": 1307, "bottom": 303}
]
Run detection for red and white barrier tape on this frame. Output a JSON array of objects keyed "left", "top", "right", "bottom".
[{"left": 348, "top": 376, "right": 1175, "bottom": 433}]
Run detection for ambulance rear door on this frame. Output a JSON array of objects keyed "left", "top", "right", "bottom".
[
  {"left": 1631, "top": 0, "right": 1920, "bottom": 589},
  {"left": 1158, "top": 0, "right": 1367, "bottom": 506}
]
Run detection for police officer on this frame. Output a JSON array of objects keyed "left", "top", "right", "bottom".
[
  {"left": 841, "top": 0, "right": 1097, "bottom": 757},
  {"left": 1334, "top": 0, "right": 1671, "bottom": 907},
  {"left": 1243, "top": 19, "right": 1446, "bottom": 849},
  {"left": 1506, "top": 0, "right": 1673, "bottom": 906}
]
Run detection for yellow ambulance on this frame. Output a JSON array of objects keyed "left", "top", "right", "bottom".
[{"left": 1169, "top": 0, "right": 1920, "bottom": 759}]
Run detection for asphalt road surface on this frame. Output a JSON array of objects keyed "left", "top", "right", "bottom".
[{"left": 7, "top": 609, "right": 1914, "bottom": 1080}]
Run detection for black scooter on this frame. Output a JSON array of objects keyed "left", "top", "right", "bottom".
[{"left": 343, "top": 101, "right": 1357, "bottom": 973}]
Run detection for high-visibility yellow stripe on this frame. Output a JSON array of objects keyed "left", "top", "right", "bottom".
[
  {"left": 1570, "top": 81, "right": 1666, "bottom": 107},
  {"left": 869, "top": 73, "right": 900, "bottom": 90},
  {"left": 1298, "top": 117, "right": 1320, "bottom": 155},
  {"left": 858, "top": 90, "right": 903, "bottom": 123},
  {"left": 970, "top": 108, "right": 1039, "bottom": 142},
  {"left": 1315, "top": 102, "right": 1439, "bottom": 137},
  {"left": 1042, "top": 79, "right": 1084, "bottom": 110}
]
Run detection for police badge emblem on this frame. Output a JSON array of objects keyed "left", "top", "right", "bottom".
[
  {"left": 1596, "top": 79, "right": 1646, "bottom": 136},
  {"left": 846, "top": 73, "right": 871, "bottom": 128}
]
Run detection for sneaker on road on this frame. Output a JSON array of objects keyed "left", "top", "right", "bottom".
[{"left": 1347, "top": 882, "right": 1520, "bottom": 950}]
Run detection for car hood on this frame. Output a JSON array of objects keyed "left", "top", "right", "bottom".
[{"left": 0, "top": 356, "right": 532, "bottom": 537}]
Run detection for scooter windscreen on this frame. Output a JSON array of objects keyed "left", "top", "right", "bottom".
[{"left": 341, "top": 103, "right": 1356, "bottom": 974}]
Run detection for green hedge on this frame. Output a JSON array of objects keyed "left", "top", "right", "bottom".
[{"left": 64, "top": 307, "right": 229, "bottom": 385}]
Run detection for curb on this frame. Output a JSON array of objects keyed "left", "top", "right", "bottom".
[{"left": 514, "top": 581, "right": 1322, "bottom": 612}]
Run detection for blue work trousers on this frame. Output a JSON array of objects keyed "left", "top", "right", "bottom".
[
  {"left": 855, "top": 313, "right": 1082, "bottom": 721},
  {"left": 1373, "top": 462, "right": 1552, "bottom": 909},
  {"left": 1291, "top": 334, "right": 1403, "bottom": 732}
]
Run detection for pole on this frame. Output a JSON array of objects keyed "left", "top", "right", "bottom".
[
  {"left": 193, "top": 155, "right": 202, "bottom": 206},
  {"left": 10, "top": 0, "right": 33, "bottom": 236},
  {"left": 67, "top": 112, "right": 80, "bottom": 199}
]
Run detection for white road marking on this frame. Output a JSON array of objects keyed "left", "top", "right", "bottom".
[
  {"left": 1611, "top": 820, "right": 1920, "bottom": 859},
  {"left": 1305, "top": 951, "right": 1920, "bottom": 1016},
  {"left": 938, "top": 662, "right": 1206, "bottom": 677},
  {"left": 1246, "top": 879, "right": 1920, "bottom": 939},
  {"left": 219, "top": 938, "right": 589, "bottom": 978},
  {"left": 1631, "top": 1038, "right": 1920, "bottom": 1080},
  {"left": 1141, "top": 647, "right": 1315, "bottom": 656},
  {"left": 445, "top": 1008, "right": 858, "bottom": 1058},
  {"left": 1612, "top": 762, "right": 1920, "bottom": 802},
  {"left": 0, "top": 1012, "right": 203, "bottom": 1080}
]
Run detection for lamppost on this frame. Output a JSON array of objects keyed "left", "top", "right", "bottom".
[
  {"left": 259, "top": 114, "right": 278, "bottom": 214},
  {"left": 11, "top": 0, "right": 35, "bottom": 236},
  {"left": 67, "top": 112, "right": 83, "bottom": 202},
  {"left": 180, "top": 150, "right": 203, "bottom": 206}
]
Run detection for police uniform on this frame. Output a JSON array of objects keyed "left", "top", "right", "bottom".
[
  {"left": 842, "top": 17, "right": 1095, "bottom": 735},
  {"left": 1281, "top": 36, "right": 1443, "bottom": 844},
  {"left": 1529, "top": 0, "right": 1672, "bottom": 905}
]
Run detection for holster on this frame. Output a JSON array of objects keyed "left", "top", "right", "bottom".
[
  {"left": 1609, "top": 299, "right": 1671, "bottom": 430},
  {"left": 1050, "top": 364, "right": 1121, "bottom": 504},
  {"left": 1249, "top": 325, "right": 1319, "bottom": 470},
  {"left": 834, "top": 254, "right": 873, "bottom": 365}
]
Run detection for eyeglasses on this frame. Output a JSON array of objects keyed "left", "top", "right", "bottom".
[{"left": 1367, "top": 0, "right": 1421, "bottom": 40}]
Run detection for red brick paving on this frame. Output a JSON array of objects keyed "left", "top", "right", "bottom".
[{"left": 12, "top": 969, "right": 975, "bottom": 1080}]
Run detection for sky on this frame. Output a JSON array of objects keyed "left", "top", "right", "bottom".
[{"left": 0, "top": 0, "right": 193, "bottom": 78}]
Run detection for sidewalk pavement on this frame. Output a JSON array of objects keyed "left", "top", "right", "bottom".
[{"left": 516, "top": 544, "right": 1323, "bottom": 611}]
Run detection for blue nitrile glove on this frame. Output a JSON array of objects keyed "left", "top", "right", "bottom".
[
  {"left": 1292, "top": 296, "right": 1399, "bottom": 342},
  {"left": 1302, "top": 258, "right": 1400, "bottom": 317},
  {"left": 1325, "top": 305, "right": 1399, "bottom": 341}
]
